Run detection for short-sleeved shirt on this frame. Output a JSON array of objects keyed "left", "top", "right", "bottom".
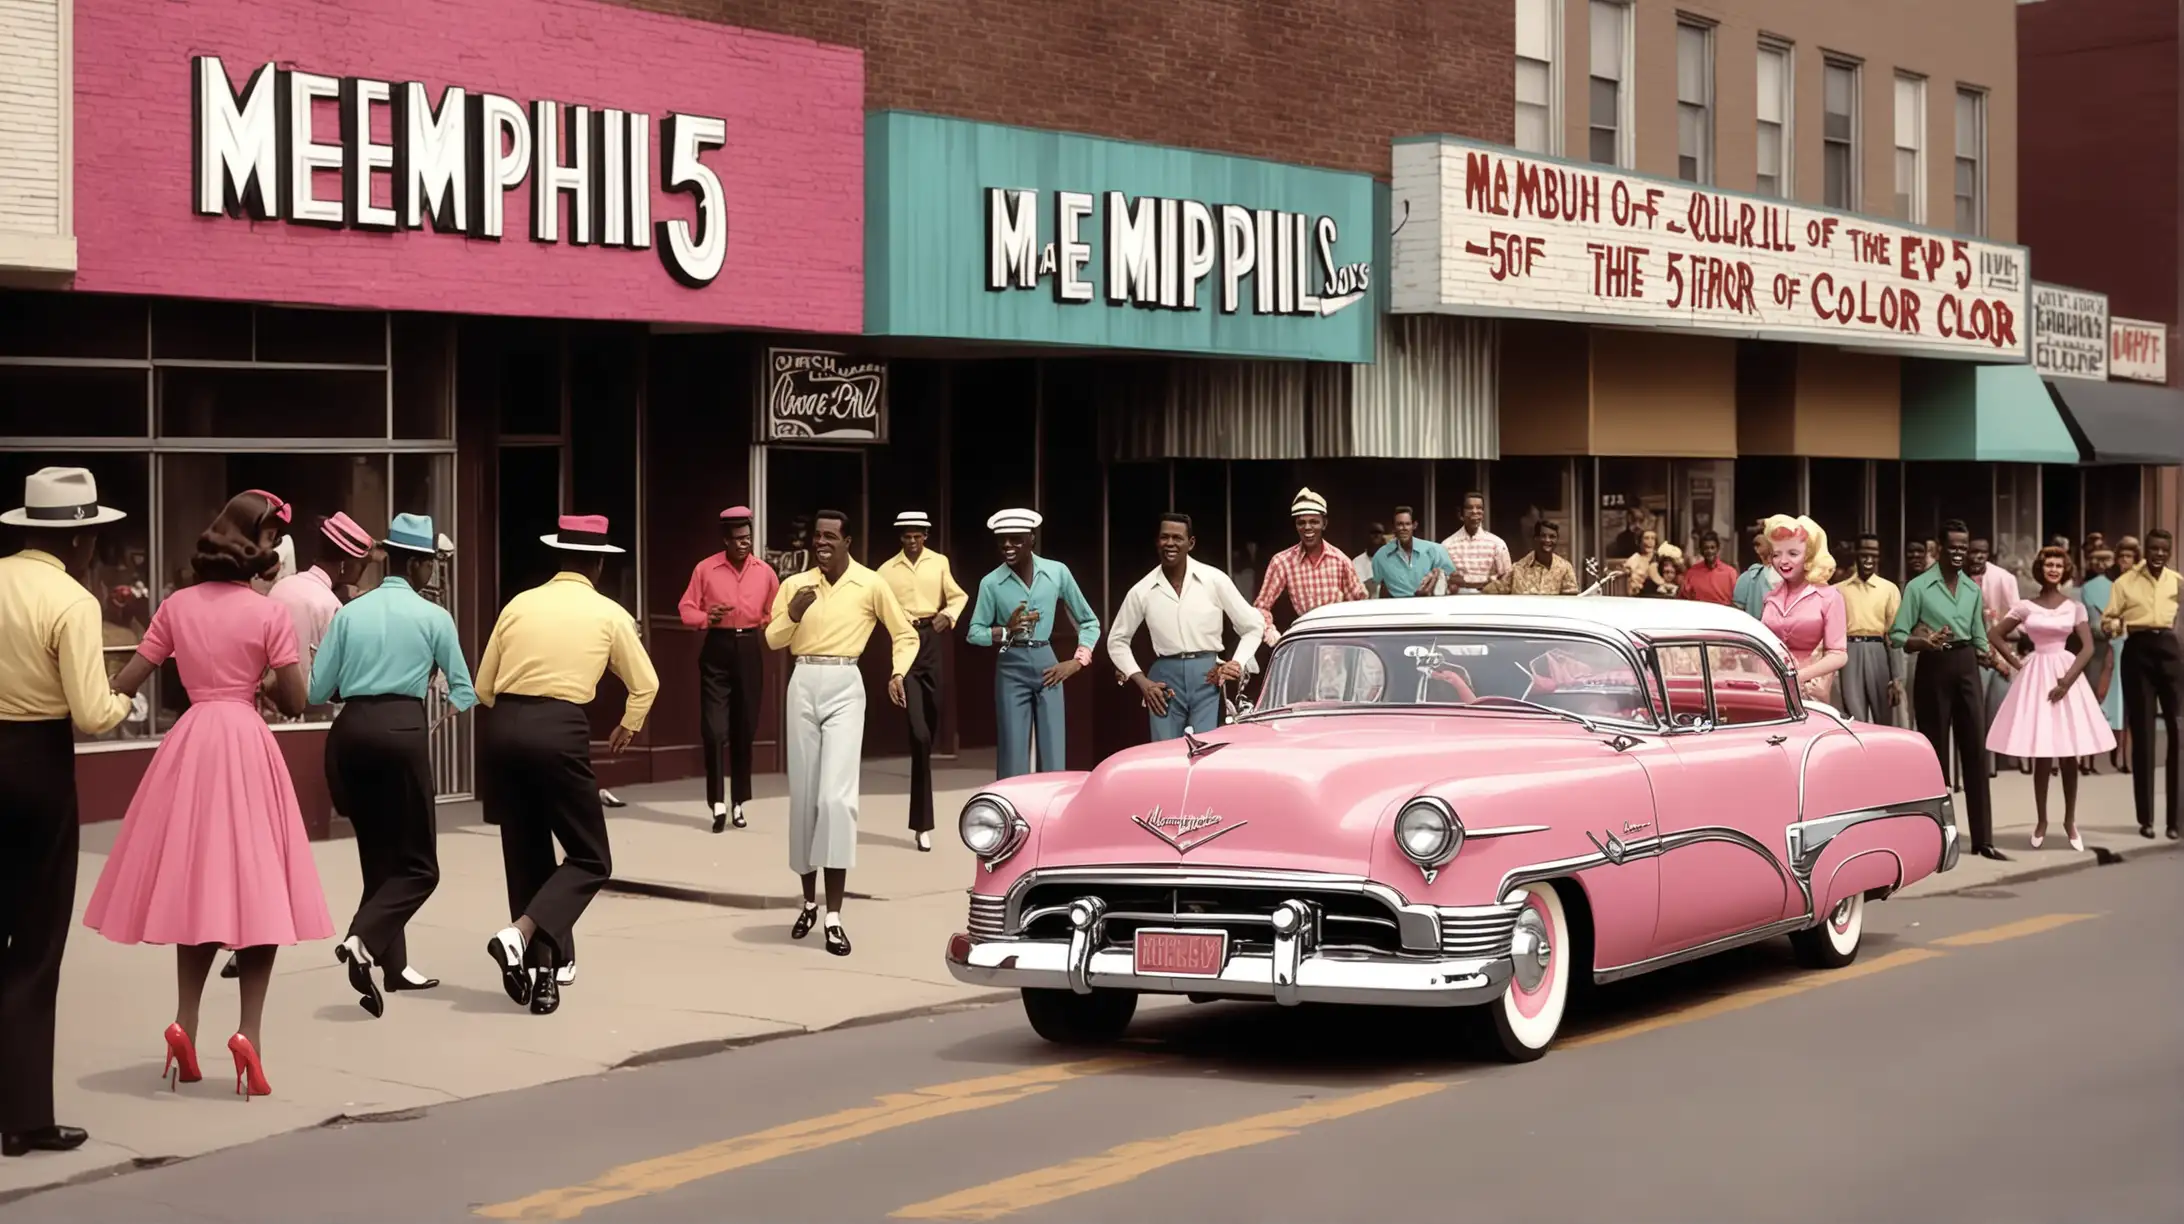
[
  {"left": 1763, "top": 580, "right": 1847, "bottom": 661},
  {"left": 1888, "top": 567, "right": 1990, "bottom": 654},
  {"left": 266, "top": 565, "right": 342, "bottom": 670},
  {"left": 137, "top": 581, "right": 301, "bottom": 705},
  {"left": 1372, "top": 539, "right": 1455, "bottom": 598}
]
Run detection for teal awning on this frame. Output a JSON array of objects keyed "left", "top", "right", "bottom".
[{"left": 1900, "top": 362, "right": 2081, "bottom": 463}]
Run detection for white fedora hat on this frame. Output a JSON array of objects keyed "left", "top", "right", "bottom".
[{"left": 1, "top": 466, "right": 128, "bottom": 528}]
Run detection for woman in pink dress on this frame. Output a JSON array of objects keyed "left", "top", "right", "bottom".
[
  {"left": 1987, "top": 545, "right": 2115, "bottom": 852},
  {"left": 83, "top": 490, "right": 332, "bottom": 1100},
  {"left": 1758, "top": 514, "right": 1848, "bottom": 705}
]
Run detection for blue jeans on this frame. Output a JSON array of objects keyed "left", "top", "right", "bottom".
[
  {"left": 1147, "top": 654, "right": 1222, "bottom": 741},
  {"left": 995, "top": 647, "right": 1065, "bottom": 779}
]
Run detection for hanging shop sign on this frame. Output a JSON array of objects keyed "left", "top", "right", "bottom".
[
  {"left": 1390, "top": 136, "right": 2031, "bottom": 362},
  {"left": 72, "top": 0, "right": 865, "bottom": 331},
  {"left": 2109, "top": 318, "right": 2170, "bottom": 385},
  {"left": 865, "top": 112, "right": 1378, "bottom": 363},
  {"left": 2029, "top": 283, "right": 2109, "bottom": 381},
  {"left": 761, "top": 349, "right": 888, "bottom": 444}
]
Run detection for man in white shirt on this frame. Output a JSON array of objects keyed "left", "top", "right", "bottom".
[
  {"left": 1439, "top": 491, "right": 1511, "bottom": 596},
  {"left": 1351, "top": 522, "right": 1387, "bottom": 598},
  {"left": 1108, "top": 513, "right": 1265, "bottom": 742}
]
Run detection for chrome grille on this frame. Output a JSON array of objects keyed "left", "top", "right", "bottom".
[
  {"left": 967, "top": 893, "right": 1007, "bottom": 939},
  {"left": 1016, "top": 881, "right": 1407, "bottom": 954},
  {"left": 1439, "top": 904, "right": 1523, "bottom": 958}
]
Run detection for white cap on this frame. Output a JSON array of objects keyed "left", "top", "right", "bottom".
[
  {"left": 894, "top": 510, "right": 933, "bottom": 530},
  {"left": 987, "top": 508, "right": 1042, "bottom": 534},
  {"left": 1290, "top": 487, "right": 1328, "bottom": 517}
]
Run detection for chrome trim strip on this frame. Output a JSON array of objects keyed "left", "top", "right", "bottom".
[
  {"left": 1002, "top": 866, "right": 1442, "bottom": 952},
  {"left": 1785, "top": 795, "right": 1953, "bottom": 881},
  {"left": 1823, "top": 847, "right": 1905, "bottom": 900},
  {"left": 1591, "top": 915, "right": 1813, "bottom": 984},
  {"left": 947, "top": 938, "right": 1516, "bottom": 1008},
  {"left": 1463, "top": 824, "right": 1552, "bottom": 838}
]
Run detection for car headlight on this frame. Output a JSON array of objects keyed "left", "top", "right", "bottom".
[
  {"left": 959, "top": 794, "right": 1027, "bottom": 868},
  {"left": 1395, "top": 798, "right": 1463, "bottom": 874}
]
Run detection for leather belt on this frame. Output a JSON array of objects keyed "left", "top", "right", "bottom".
[
  {"left": 1159, "top": 651, "right": 1217, "bottom": 660},
  {"left": 1847, "top": 635, "right": 1887, "bottom": 643}
]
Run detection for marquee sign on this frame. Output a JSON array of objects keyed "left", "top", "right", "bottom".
[
  {"left": 1391, "top": 136, "right": 2031, "bottom": 362},
  {"left": 190, "top": 55, "right": 727, "bottom": 287}
]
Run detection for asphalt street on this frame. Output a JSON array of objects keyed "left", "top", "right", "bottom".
[{"left": 5, "top": 854, "right": 2178, "bottom": 1224}]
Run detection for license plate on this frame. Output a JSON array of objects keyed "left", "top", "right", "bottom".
[{"left": 1133, "top": 929, "right": 1228, "bottom": 977}]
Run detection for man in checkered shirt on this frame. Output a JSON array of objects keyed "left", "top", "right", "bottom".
[
  {"left": 1254, "top": 488, "right": 1367, "bottom": 648},
  {"left": 1439, "top": 490, "right": 1511, "bottom": 596}
]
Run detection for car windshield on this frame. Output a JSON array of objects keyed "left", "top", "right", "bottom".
[{"left": 1254, "top": 630, "right": 1653, "bottom": 725}]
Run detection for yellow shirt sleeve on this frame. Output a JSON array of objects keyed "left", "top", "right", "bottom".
[
  {"left": 940, "top": 561, "right": 969, "bottom": 622},
  {"left": 764, "top": 576, "right": 803, "bottom": 652},
  {"left": 605, "top": 607, "right": 659, "bottom": 733},
  {"left": 872, "top": 575, "right": 919, "bottom": 677},
  {"left": 57, "top": 593, "right": 131, "bottom": 735}
]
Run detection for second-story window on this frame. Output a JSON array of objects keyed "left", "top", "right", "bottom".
[
  {"left": 1515, "top": 0, "right": 1558, "bottom": 154},
  {"left": 1676, "top": 21, "right": 1715, "bottom": 183},
  {"left": 1894, "top": 74, "right": 1926, "bottom": 222},
  {"left": 1755, "top": 42, "right": 1792, "bottom": 197},
  {"left": 1589, "top": 0, "right": 1631, "bottom": 167},
  {"left": 1823, "top": 58, "right": 1860, "bottom": 210},
  {"left": 1955, "top": 87, "right": 1987, "bottom": 235}
]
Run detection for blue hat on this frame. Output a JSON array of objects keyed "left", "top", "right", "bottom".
[{"left": 383, "top": 513, "right": 437, "bottom": 555}]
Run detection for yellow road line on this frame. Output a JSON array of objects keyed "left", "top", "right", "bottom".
[
  {"left": 473, "top": 1056, "right": 1148, "bottom": 1221},
  {"left": 889, "top": 1081, "right": 1449, "bottom": 1222},
  {"left": 1563, "top": 947, "right": 1943, "bottom": 1047},
  {"left": 1929, "top": 912, "right": 2099, "bottom": 947}
]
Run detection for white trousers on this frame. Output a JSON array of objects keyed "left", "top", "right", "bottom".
[{"left": 786, "top": 663, "right": 866, "bottom": 875}]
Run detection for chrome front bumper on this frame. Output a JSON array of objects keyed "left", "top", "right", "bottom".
[{"left": 945, "top": 895, "right": 1514, "bottom": 1009}]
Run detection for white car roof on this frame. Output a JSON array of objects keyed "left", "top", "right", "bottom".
[{"left": 1291, "top": 594, "right": 1791, "bottom": 655}]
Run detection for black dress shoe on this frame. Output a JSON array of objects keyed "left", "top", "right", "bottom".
[
  {"left": 791, "top": 905, "right": 819, "bottom": 940},
  {"left": 2169, "top": 827, "right": 2180, "bottom": 840},
  {"left": 2141, "top": 824, "right": 2157, "bottom": 839},
  {"left": 711, "top": 809, "right": 728, "bottom": 834},
  {"left": 220, "top": 952, "right": 241, "bottom": 980},
  {"left": 383, "top": 969, "right": 441, "bottom": 992},
  {"left": 824, "top": 924, "right": 852, "bottom": 957},
  {"left": 1976, "top": 845, "right": 2011, "bottom": 862},
  {"left": 3, "top": 1126, "right": 88, "bottom": 1157},
  {"left": 528, "top": 967, "right": 561, "bottom": 1016},
  {"left": 335, "top": 940, "right": 384, "bottom": 1019}
]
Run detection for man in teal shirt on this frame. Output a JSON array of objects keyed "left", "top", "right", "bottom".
[
  {"left": 310, "top": 513, "right": 475, "bottom": 1016},
  {"left": 968, "top": 509, "right": 1100, "bottom": 779},
  {"left": 1731, "top": 521, "right": 1782, "bottom": 617},
  {"left": 1887, "top": 519, "right": 2001, "bottom": 862},
  {"left": 1372, "top": 507, "right": 1454, "bottom": 597}
]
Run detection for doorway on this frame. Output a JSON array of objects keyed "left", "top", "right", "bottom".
[{"left": 498, "top": 445, "right": 564, "bottom": 601}]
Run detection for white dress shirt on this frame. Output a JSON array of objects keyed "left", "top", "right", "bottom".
[{"left": 1106, "top": 558, "right": 1265, "bottom": 678}]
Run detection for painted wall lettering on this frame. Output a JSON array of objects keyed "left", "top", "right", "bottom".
[
  {"left": 1391, "top": 137, "right": 2031, "bottom": 362},
  {"left": 2029, "top": 283, "right": 2109, "bottom": 381},
  {"left": 189, "top": 54, "right": 727, "bottom": 287}
]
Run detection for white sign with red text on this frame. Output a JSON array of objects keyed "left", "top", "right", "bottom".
[
  {"left": 1390, "top": 137, "right": 2030, "bottom": 362},
  {"left": 2110, "top": 318, "right": 2170, "bottom": 384}
]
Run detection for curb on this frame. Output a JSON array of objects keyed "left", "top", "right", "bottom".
[
  {"left": 1903, "top": 834, "right": 2179, "bottom": 898},
  {"left": 601, "top": 877, "right": 880, "bottom": 909}
]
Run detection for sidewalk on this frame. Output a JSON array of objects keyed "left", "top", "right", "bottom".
[{"left": 8, "top": 754, "right": 2171, "bottom": 1202}]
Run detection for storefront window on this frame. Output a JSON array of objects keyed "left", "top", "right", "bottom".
[
  {"left": 1596, "top": 458, "right": 1671, "bottom": 590},
  {"left": 1903, "top": 460, "right": 1991, "bottom": 550},
  {"left": 1490, "top": 457, "right": 1578, "bottom": 565},
  {"left": 1808, "top": 458, "right": 1868, "bottom": 580},
  {"left": 1674, "top": 459, "right": 1736, "bottom": 563},
  {"left": 1993, "top": 464, "right": 2041, "bottom": 587}
]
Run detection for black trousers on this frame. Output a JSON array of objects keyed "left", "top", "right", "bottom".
[
  {"left": 905, "top": 622, "right": 944, "bottom": 833},
  {"left": 482, "top": 697, "right": 610, "bottom": 966},
  {"left": 0, "top": 719, "right": 76, "bottom": 1134},
  {"left": 698, "top": 629, "right": 763, "bottom": 809},
  {"left": 328, "top": 696, "right": 438, "bottom": 976},
  {"left": 2121, "top": 629, "right": 2182, "bottom": 832},
  {"left": 1913, "top": 645, "right": 1994, "bottom": 850}
]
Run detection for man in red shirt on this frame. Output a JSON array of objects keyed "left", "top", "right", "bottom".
[
  {"left": 1679, "top": 530, "right": 1739, "bottom": 606},
  {"left": 1254, "top": 487, "right": 1367, "bottom": 648},
  {"left": 677, "top": 507, "right": 780, "bottom": 833}
]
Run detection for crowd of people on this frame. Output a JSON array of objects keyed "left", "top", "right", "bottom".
[{"left": 1, "top": 464, "right": 2178, "bottom": 1160}]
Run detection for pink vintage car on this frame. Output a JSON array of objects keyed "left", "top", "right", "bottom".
[{"left": 944, "top": 595, "right": 1958, "bottom": 1061}]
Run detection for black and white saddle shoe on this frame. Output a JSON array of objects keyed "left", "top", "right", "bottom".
[
  {"left": 384, "top": 965, "right": 440, "bottom": 992},
  {"left": 555, "top": 961, "right": 577, "bottom": 987},
  {"left": 598, "top": 788, "right": 627, "bottom": 809},
  {"left": 2, "top": 1126, "right": 88, "bottom": 1157},
  {"left": 335, "top": 937, "right": 384, "bottom": 1018},
  {"left": 486, "top": 927, "right": 530, "bottom": 1005},
  {"left": 824, "top": 923, "right": 852, "bottom": 957}
]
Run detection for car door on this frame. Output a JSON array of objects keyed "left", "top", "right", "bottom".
[{"left": 1649, "top": 639, "right": 1807, "bottom": 952}]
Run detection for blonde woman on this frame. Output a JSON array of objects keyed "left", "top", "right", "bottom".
[{"left": 1759, "top": 515, "right": 1848, "bottom": 705}]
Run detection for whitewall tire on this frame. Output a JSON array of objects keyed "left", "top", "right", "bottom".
[
  {"left": 1790, "top": 892, "right": 1864, "bottom": 969},
  {"left": 1470, "top": 883, "right": 1572, "bottom": 1063}
]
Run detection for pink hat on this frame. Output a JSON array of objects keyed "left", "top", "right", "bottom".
[
  {"left": 321, "top": 512, "right": 373, "bottom": 559},
  {"left": 719, "top": 505, "right": 754, "bottom": 521},
  {"left": 540, "top": 514, "right": 624, "bottom": 554}
]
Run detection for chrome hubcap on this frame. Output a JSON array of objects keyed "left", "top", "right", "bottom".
[
  {"left": 1510, "top": 908, "right": 1552, "bottom": 993},
  {"left": 1831, "top": 897, "right": 1855, "bottom": 928}
]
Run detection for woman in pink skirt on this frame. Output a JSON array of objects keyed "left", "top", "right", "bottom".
[
  {"left": 1988, "top": 545, "right": 2116, "bottom": 852},
  {"left": 83, "top": 490, "right": 333, "bottom": 1099}
]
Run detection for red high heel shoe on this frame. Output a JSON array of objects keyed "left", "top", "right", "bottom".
[
  {"left": 161, "top": 1023, "right": 201, "bottom": 1091},
  {"left": 227, "top": 1034, "right": 270, "bottom": 1100}
]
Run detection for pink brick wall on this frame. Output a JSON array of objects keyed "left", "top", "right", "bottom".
[{"left": 73, "top": 0, "right": 864, "bottom": 332}]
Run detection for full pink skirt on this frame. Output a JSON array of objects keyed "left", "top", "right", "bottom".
[
  {"left": 1985, "top": 651, "right": 2118, "bottom": 759},
  {"left": 83, "top": 701, "right": 333, "bottom": 948}
]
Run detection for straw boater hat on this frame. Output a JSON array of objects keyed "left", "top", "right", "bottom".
[
  {"left": 320, "top": 511, "right": 374, "bottom": 559},
  {"left": 2, "top": 466, "right": 128, "bottom": 527},
  {"left": 895, "top": 510, "right": 933, "bottom": 531},
  {"left": 1290, "top": 488, "right": 1328, "bottom": 518},
  {"left": 986, "top": 508, "right": 1041, "bottom": 535},
  {"left": 381, "top": 513, "right": 439, "bottom": 555},
  {"left": 540, "top": 514, "right": 625, "bottom": 554}
]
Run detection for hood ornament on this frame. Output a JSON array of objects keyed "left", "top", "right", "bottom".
[
  {"left": 1180, "top": 728, "right": 1226, "bottom": 761},
  {"left": 1131, "top": 805, "right": 1248, "bottom": 855}
]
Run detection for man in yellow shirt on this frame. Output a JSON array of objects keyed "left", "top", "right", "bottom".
[
  {"left": 877, "top": 510, "right": 967, "bottom": 851},
  {"left": 2102, "top": 527, "right": 2181, "bottom": 838},
  {"left": 1834, "top": 532, "right": 1905, "bottom": 726},
  {"left": 0, "top": 467, "right": 133, "bottom": 1158},
  {"left": 767, "top": 508, "right": 916, "bottom": 955},
  {"left": 474, "top": 514, "right": 659, "bottom": 1014}
]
